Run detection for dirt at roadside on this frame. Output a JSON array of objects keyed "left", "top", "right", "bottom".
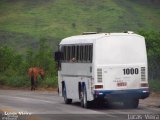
[{"left": 140, "top": 92, "right": 160, "bottom": 108}]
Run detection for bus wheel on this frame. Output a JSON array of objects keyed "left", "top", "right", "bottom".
[
  {"left": 123, "top": 99, "right": 139, "bottom": 108},
  {"left": 62, "top": 86, "right": 72, "bottom": 104},
  {"left": 81, "top": 86, "right": 91, "bottom": 108}
]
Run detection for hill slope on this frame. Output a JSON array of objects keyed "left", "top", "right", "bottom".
[{"left": 0, "top": 0, "right": 160, "bottom": 52}]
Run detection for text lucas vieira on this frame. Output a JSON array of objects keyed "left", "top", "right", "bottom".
[
  {"left": 4, "top": 111, "right": 31, "bottom": 116},
  {"left": 128, "top": 114, "right": 159, "bottom": 120}
]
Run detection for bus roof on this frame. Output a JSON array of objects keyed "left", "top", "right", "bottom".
[{"left": 60, "top": 32, "right": 143, "bottom": 45}]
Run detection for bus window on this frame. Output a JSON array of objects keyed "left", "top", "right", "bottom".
[
  {"left": 83, "top": 45, "right": 85, "bottom": 62},
  {"left": 75, "top": 46, "right": 77, "bottom": 62},
  {"left": 86, "top": 45, "right": 89, "bottom": 62},
  {"left": 72, "top": 46, "right": 75, "bottom": 59},
  {"left": 61, "top": 44, "right": 92, "bottom": 63},
  {"left": 84, "top": 45, "right": 87, "bottom": 62},
  {"left": 80, "top": 46, "right": 83, "bottom": 62},
  {"left": 70, "top": 46, "right": 76, "bottom": 62},
  {"left": 76, "top": 46, "right": 79, "bottom": 62},
  {"left": 62, "top": 46, "right": 66, "bottom": 61},
  {"left": 68, "top": 46, "right": 70, "bottom": 61},
  {"left": 89, "top": 45, "right": 93, "bottom": 62},
  {"left": 60, "top": 46, "right": 64, "bottom": 61}
]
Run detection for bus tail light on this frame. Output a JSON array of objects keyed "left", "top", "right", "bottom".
[
  {"left": 95, "top": 85, "right": 103, "bottom": 89},
  {"left": 141, "top": 83, "right": 149, "bottom": 87}
]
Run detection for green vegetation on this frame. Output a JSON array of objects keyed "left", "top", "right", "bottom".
[
  {"left": 139, "top": 31, "right": 160, "bottom": 80},
  {"left": 149, "top": 80, "right": 160, "bottom": 91},
  {"left": 0, "top": 39, "right": 57, "bottom": 88},
  {"left": 138, "top": 31, "right": 160, "bottom": 91},
  {"left": 0, "top": 0, "right": 160, "bottom": 52},
  {"left": 0, "top": 0, "right": 160, "bottom": 89}
]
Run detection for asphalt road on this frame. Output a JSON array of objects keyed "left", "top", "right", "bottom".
[{"left": 0, "top": 90, "right": 159, "bottom": 120}]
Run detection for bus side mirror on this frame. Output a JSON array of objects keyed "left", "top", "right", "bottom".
[{"left": 54, "top": 51, "right": 63, "bottom": 62}]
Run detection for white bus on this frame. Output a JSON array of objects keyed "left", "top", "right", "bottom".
[{"left": 55, "top": 32, "right": 150, "bottom": 108}]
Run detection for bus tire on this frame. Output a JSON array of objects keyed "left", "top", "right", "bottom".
[
  {"left": 62, "top": 85, "right": 72, "bottom": 104},
  {"left": 123, "top": 99, "right": 139, "bottom": 108},
  {"left": 81, "top": 85, "right": 91, "bottom": 108}
]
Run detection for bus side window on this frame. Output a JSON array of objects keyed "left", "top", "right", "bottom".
[
  {"left": 76, "top": 46, "right": 79, "bottom": 62},
  {"left": 81, "top": 45, "right": 83, "bottom": 62},
  {"left": 85, "top": 45, "right": 87, "bottom": 62},
  {"left": 87, "top": 45, "right": 89, "bottom": 62},
  {"left": 83, "top": 45, "right": 85, "bottom": 62},
  {"left": 72, "top": 46, "right": 75, "bottom": 61},
  {"left": 67, "top": 46, "right": 69, "bottom": 61},
  {"left": 62, "top": 44, "right": 93, "bottom": 63},
  {"left": 65, "top": 46, "right": 67, "bottom": 62},
  {"left": 79, "top": 46, "right": 82, "bottom": 62},
  {"left": 60, "top": 46, "right": 66, "bottom": 62},
  {"left": 70, "top": 46, "right": 76, "bottom": 62},
  {"left": 89, "top": 45, "right": 93, "bottom": 62},
  {"left": 60, "top": 46, "right": 64, "bottom": 61},
  {"left": 65, "top": 46, "right": 68, "bottom": 62},
  {"left": 75, "top": 46, "right": 77, "bottom": 62}
]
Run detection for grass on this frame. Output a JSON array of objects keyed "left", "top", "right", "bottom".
[{"left": 0, "top": 0, "right": 160, "bottom": 53}]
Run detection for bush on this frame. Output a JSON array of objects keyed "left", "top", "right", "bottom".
[
  {"left": 0, "top": 74, "right": 8, "bottom": 85},
  {"left": 138, "top": 31, "right": 160, "bottom": 80},
  {"left": 39, "top": 76, "right": 58, "bottom": 88},
  {"left": 0, "top": 38, "right": 58, "bottom": 88},
  {"left": 6, "top": 76, "right": 29, "bottom": 87},
  {"left": 149, "top": 80, "right": 160, "bottom": 91}
]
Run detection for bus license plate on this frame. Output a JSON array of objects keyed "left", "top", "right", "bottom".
[{"left": 117, "top": 82, "right": 127, "bottom": 87}]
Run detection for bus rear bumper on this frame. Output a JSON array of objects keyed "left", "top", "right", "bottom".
[{"left": 94, "top": 88, "right": 150, "bottom": 101}]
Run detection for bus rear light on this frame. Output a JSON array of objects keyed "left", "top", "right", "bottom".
[
  {"left": 95, "top": 85, "right": 103, "bottom": 89},
  {"left": 141, "top": 83, "right": 149, "bottom": 87}
]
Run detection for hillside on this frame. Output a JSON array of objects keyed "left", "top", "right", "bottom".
[{"left": 0, "top": 0, "right": 160, "bottom": 52}]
